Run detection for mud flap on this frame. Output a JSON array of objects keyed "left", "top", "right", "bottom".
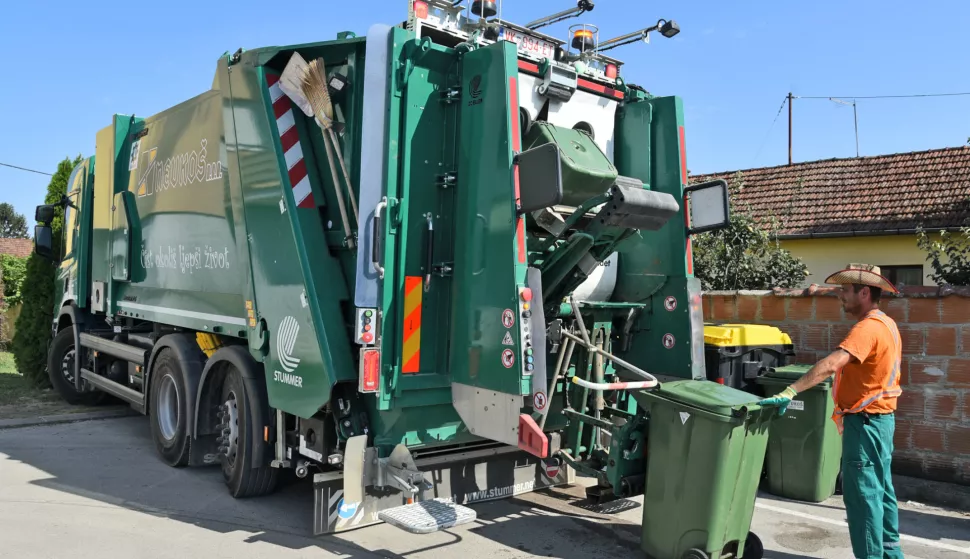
[{"left": 312, "top": 447, "right": 573, "bottom": 535}]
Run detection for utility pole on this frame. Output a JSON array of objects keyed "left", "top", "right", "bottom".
[{"left": 787, "top": 92, "right": 793, "bottom": 165}]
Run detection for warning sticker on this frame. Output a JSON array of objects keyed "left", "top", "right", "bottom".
[
  {"left": 664, "top": 296, "right": 677, "bottom": 312},
  {"left": 128, "top": 140, "right": 141, "bottom": 171},
  {"left": 679, "top": 412, "right": 690, "bottom": 425},
  {"left": 501, "top": 349, "right": 515, "bottom": 368},
  {"left": 533, "top": 392, "right": 547, "bottom": 410},
  {"left": 502, "top": 331, "right": 515, "bottom": 346},
  {"left": 788, "top": 400, "right": 805, "bottom": 411},
  {"left": 662, "top": 333, "right": 676, "bottom": 349},
  {"left": 502, "top": 309, "right": 515, "bottom": 329}
]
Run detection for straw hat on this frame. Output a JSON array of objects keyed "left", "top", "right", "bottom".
[{"left": 824, "top": 263, "right": 899, "bottom": 294}]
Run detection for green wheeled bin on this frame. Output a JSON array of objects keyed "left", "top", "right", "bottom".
[
  {"left": 756, "top": 365, "right": 843, "bottom": 503},
  {"left": 633, "top": 381, "right": 775, "bottom": 559}
]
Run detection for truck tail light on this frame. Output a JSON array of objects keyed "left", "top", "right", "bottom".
[
  {"left": 605, "top": 64, "right": 618, "bottom": 79},
  {"left": 413, "top": 0, "right": 429, "bottom": 19},
  {"left": 359, "top": 349, "right": 381, "bottom": 393}
]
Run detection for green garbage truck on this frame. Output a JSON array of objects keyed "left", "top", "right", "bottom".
[{"left": 31, "top": 1, "right": 763, "bottom": 556}]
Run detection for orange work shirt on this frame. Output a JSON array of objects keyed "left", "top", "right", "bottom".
[{"left": 836, "top": 311, "right": 902, "bottom": 414}]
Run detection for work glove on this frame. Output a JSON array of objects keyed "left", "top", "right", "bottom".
[{"left": 758, "top": 386, "right": 798, "bottom": 415}]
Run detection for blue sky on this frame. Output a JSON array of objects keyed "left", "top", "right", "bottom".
[{"left": 2, "top": 0, "right": 969, "bottom": 223}]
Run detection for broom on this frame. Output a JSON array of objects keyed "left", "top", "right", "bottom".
[{"left": 300, "top": 58, "right": 359, "bottom": 231}]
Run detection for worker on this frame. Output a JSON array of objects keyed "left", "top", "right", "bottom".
[{"left": 760, "top": 263, "right": 903, "bottom": 559}]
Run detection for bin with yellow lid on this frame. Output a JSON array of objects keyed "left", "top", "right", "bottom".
[{"left": 703, "top": 324, "right": 795, "bottom": 393}]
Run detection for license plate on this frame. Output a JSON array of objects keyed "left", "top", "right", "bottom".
[{"left": 499, "top": 28, "right": 556, "bottom": 60}]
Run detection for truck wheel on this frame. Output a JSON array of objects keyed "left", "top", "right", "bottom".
[
  {"left": 149, "top": 349, "right": 192, "bottom": 467},
  {"left": 219, "top": 367, "right": 278, "bottom": 498},
  {"left": 47, "top": 328, "right": 106, "bottom": 406}
]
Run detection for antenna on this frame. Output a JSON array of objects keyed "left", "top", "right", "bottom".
[{"left": 829, "top": 98, "right": 860, "bottom": 157}]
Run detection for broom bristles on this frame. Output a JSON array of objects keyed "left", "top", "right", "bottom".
[{"left": 300, "top": 58, "right": 334, "bottom": 129}]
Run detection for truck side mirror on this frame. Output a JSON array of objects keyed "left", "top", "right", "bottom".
[
  {"left": 34, "top": 224, "right": 53, "bottom": 260},
  {"left": 515, "top": 144, "right": 564, "bottom": 215},
  {"left": 685, "top": 179, "right": 730, "bottom": 235},
  {"left": 35, "top": 204, "right": 55, "bottom": 225}
]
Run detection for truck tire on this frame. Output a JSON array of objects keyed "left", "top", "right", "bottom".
[
  {"left": 220, "top": 366, "right": 278, "bottom": 498},
  {"left": 47, "top": 328, "right": 106, "bottom": 406},
  {"left": 149, "top": 349, "right": 192, "bottom": 467}
]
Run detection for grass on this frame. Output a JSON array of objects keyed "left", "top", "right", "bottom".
[
  {"left": 0, "top": 351, "right": 97, "bottom": 419},
  {"left": 0, "top": 352, "right": 57, "bottom": 407}
]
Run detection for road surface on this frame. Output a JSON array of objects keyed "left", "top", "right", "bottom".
[{"left": 0, "top": 417, "right": 967, "bottom": 558}]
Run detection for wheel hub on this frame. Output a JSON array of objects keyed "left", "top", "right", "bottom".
[
  {"left": 220, "top": 394, "right": 239, "bottom": 465},
  {"left": 157, "top": 375, "right": 180, "bottom": 441},
  {"left": 60, "top": 350, "right": 76, "bottom": 383}
]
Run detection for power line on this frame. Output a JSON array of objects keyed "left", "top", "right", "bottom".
[
  {"left": 796, "top": 92, "right": 970, "bottom": 100},
  {"left": 0, "top": 162, "right": 53, "bottom": 176},
  {"left": 751, "top": 95, "right": 789, "bottom": 166}
]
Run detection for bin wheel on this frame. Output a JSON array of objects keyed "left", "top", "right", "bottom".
[
  {"left": 835, "top": 470, "right": 844, "bottom": 495},
  {"left": 743, "top": 532, "right": 764, "bottom": 559},
  {"left": 682, "top": 549, "right": 709, "bottom": 559}
]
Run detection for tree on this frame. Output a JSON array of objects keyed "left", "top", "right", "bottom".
[
  {"left": 0, "top": 203, "right": 28, "bottom": 239},
  {"left": 916, "top": 227, "right": 970, "bottom": 286},
  {"left": 692, "top": 172, "right": 810, "bottom": 290},
  {"left": 0, "top": 254, "right": 27, "bottom": 306},
  {"left": 12, "top": 156, "right": 82, "bottom": 385}
]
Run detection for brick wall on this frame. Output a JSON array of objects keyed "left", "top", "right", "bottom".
[{"left": 704, "top": 290, "right": 970, "bottom": 486}]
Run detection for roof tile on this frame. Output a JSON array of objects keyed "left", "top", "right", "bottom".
[{"left": 692, "top": 146, "right": 970, "bottom": 236}]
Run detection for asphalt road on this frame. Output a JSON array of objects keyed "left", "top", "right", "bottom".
[{"left": 0, "top": 416, "right": 968, "bottom": 559}]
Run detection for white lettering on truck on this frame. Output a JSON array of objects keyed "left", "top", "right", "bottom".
[{"left": 274, "top": 370, "right": 304, "bottom": 388}]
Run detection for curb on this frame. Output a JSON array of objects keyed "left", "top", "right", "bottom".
[
  {"left": 892, "top": 474, "right": 970, "bottom": 512},
  {"left": 0, "top": 407, "right": 134, "bottom": 430}
]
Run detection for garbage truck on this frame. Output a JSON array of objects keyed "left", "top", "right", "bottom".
[{"left": 32, "top": 1, "right": 770, "bottom": 557}]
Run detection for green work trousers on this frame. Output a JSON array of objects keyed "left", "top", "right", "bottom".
[{"left": 842, "top": 412, "right": 904, "bottom": 559}]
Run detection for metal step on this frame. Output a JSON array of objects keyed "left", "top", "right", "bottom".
[{"left": 377, "top": 499, "right": 476, "bottom": 534}]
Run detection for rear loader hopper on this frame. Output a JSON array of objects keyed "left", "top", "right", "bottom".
[{"left": 31, "top": 1, "right": 772, "bottom": 557}]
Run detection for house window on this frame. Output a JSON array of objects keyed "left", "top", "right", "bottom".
[{"left": 879, "top": 265, "right": 924, "bottom": 288}]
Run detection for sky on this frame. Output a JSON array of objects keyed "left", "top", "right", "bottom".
[{"left": 1, "top": 0, "right": 969, "bottom": 224}]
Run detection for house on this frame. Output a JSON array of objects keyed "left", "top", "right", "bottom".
[
  {"left": 0, "top": 237, "right": 32, "bottom": 259},
  {"left": 692, "top": 146, "right": 970, "bottom": 287}
]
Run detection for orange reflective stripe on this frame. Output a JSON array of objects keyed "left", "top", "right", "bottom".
[
  {"left": 831, "top": 310, "right": 902, "bottom": 434},
  {"left": 402, "top": 276, "right": 423, "bottom": 374}
]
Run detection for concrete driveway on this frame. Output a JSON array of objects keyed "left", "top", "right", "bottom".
[{"left": 0, "top": 416, "right": 968, "bottom": 558}]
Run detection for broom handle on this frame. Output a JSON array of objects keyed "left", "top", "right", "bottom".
[
  {"left": 321, "top": 126, "right": 355, "bottom": 249},
  {"left": 326, "top": 128, "right": 359, "bottom": 224}
]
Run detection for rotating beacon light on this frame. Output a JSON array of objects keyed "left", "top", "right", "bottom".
[{"left": 567, "top": 23, "right": 599, "bottom": 57}]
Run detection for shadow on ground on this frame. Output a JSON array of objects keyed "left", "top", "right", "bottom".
[
  {"left": 0, "top": 417, "right": 644, "bottom": 558},
  {"left": 757, "top": 492, "right": 970, "bottom": 544}
]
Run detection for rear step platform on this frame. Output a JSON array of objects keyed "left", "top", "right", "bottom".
[{"left": 378, "top": 499, "right": 477, "bottom": 534}]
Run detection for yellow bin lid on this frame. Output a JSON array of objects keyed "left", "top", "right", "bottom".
[{"left": 703, "top": 323, "right": 793, "bottom": 347}]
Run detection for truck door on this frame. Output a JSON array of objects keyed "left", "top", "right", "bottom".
[
  {"left": 388, "top": 51, "right": 459, "bottom": 380},
  {"left": 448, "top": 41, "right": 546, "bottom": 455}
]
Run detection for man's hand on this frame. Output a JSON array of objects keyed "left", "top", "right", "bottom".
[{"left": 759, "top": 386, "right": 798, "bottom": 415}]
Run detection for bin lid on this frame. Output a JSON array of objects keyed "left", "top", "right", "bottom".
[
  {"left": 758, "top": 364, "right": 833, "bottom": 387},
  {"left": 704, "top": 323, "right": 793, "bottom": 347},
  {"left": 638, "top": 380, "right": 762, "bottom": 418}
]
